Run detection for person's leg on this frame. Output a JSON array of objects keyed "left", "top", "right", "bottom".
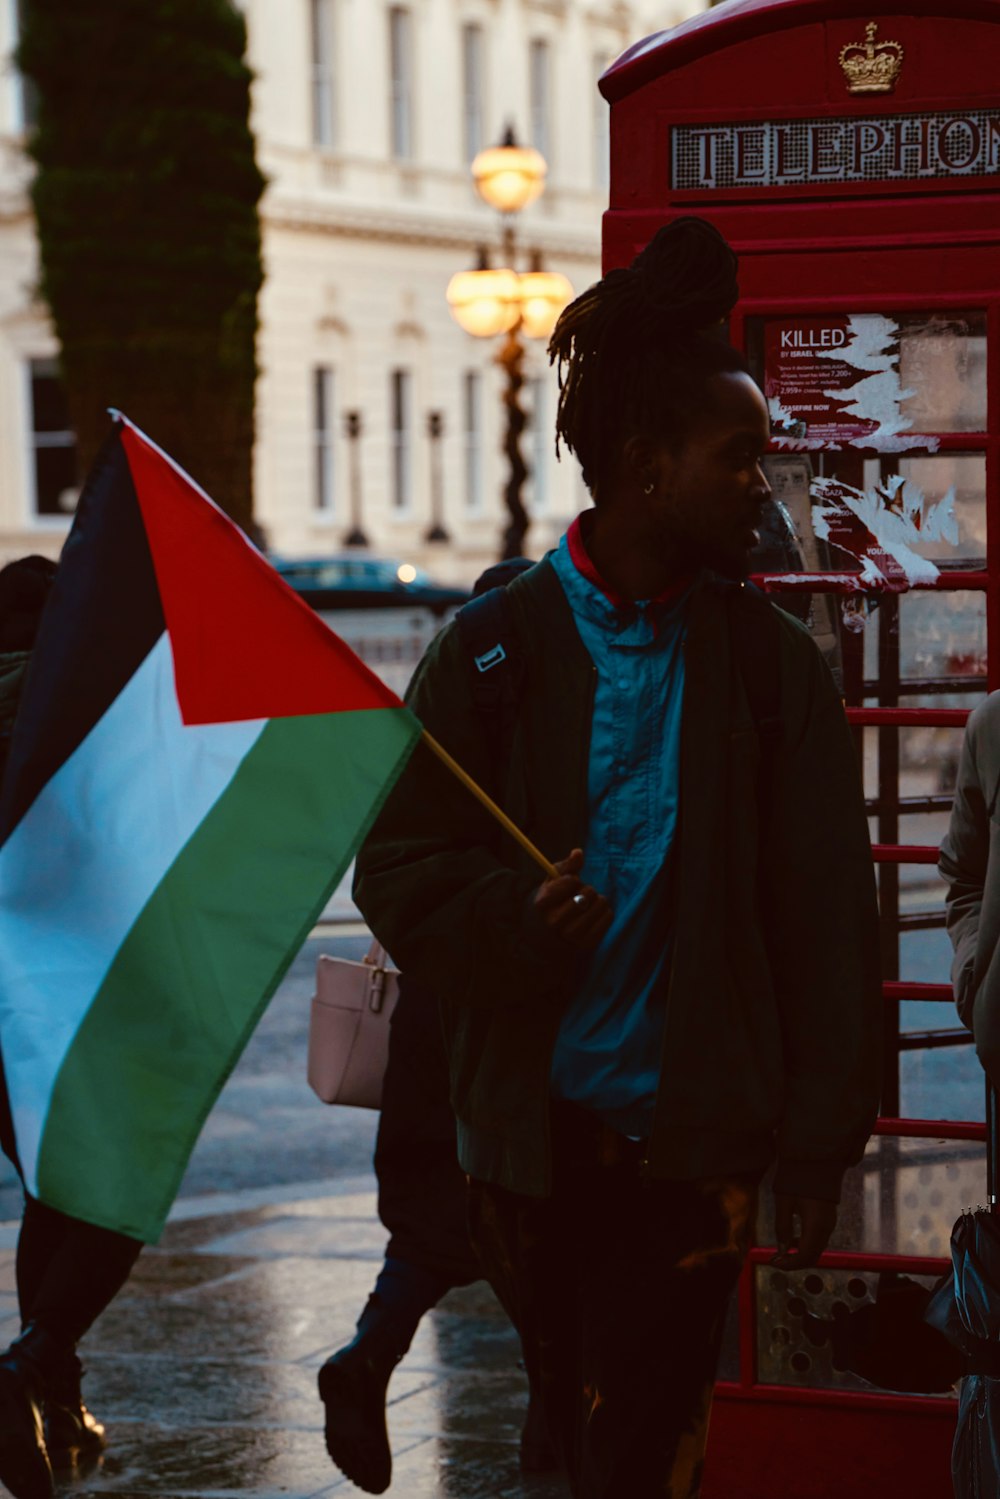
[
  {"left": 2, "top": 1195, "right": 142, "bottom": 1489},
  {"left": 467, "top": 1169, "right": 581, "bottom": 1482},
  {"left": 573, "top": 1166, "right": 757, "bottom": 1499},
  {"left": 16, "top": 1196, "right": 143, "bottom": 1345},
  {"left": 319, "top": 976, "right": 480, "bottom": 1494}
]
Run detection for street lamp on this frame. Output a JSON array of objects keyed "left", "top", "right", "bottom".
[{"left": 446, "top": 124, "right": 573, "bottom": 559}]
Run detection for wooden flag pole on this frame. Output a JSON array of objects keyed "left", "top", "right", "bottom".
[{"left": 420, "top": 730, "right": 560, "bottom": 881}]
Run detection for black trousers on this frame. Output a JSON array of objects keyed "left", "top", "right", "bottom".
[
  {"left": 16, "top": 1195, "right": 142, "bottom": 1351},
  {"left": 1, "top": 1056, "right": 142, "bottom": 1356},
  {"left": 373, "top": 974, "right": 479, "bottom": 1286},
  {"left": 467, "top": 1103, "right": 757, "bottom": 1499}
]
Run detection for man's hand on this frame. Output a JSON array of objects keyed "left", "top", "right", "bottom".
[
  {"left": 771, "top": 1194, "right": 838, "bottom": 1269},
  {"left": 534, "top": 848, "right": 612, "bottom": 953}
]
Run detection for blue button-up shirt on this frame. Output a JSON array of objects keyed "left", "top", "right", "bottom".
[{"left": 548, "top": 519, "right": 688, "bottom": 1138}]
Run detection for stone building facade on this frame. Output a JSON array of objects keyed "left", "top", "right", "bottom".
[{"left": 0, "top": 0, "right": 704, "bottom": 579}]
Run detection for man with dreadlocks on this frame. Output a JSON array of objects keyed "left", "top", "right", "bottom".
[{"left": 353, "top": 215, "right": 881, "bottom": 1498}]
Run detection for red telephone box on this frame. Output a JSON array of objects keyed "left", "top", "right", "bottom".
[{"left": 602, "top": 4, "right": 1000, "bottom": 1495}]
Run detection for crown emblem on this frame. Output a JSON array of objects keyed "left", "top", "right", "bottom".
[{"left": 839, "top": 22, "right": 904, "bottom": 95}]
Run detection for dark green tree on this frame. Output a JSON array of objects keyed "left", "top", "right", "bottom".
[{"left": 17, "top": 0, "right": 265, "bottom": 530}]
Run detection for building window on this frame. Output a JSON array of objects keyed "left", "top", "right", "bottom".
[
  {"left": 529, "top": 376, "right": 549, "bottom": 514},
  {"left": 28, "top": 358, "right": 77, "bottom": 518},
  {"left": 462, "top": 23, "right": 484, "bottom": 163},
  {"left": 389, "top": 6, "right": 413, "bottom": 160},
  {"left": 310, "top": 0, "right": 336, "bottom": 148},
  {"left": 529, "top": 37, "right": 551, "bottom": 163},
  {"left": 593, "top": 54, "right": 610, "bottom": 190},
  {"left": 9, "top": 0, "right": 38, "bottom": 133},
  {"left": 463, "top": 370, "right": 483, "bottom": 512},
  {"left": 313, "top": 366, "right": 335, "bottom": 514},
  {"left": 390, "top": 369, "right": 412, "bottom": 510}
]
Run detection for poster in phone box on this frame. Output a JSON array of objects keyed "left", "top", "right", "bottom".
[{"left": 764, "top": 317, "right": 881, "bottom": 446}]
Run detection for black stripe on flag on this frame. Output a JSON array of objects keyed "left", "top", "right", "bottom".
[{"left": 0, "top": 427, "right": 166, "bottom": 844}]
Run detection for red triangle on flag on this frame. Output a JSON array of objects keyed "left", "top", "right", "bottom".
[{"left": 120, "top": 421, "right": 403, "bottom": 726}]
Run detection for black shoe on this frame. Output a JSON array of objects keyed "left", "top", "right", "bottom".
[
  {"left": 0, "top": 1331, "right": 55, "bottom": 1499},
  {"left": 318, "top": 1335, "right": 398, "bottom": 1495},
  {"left": 41, "top": 1349, "right": 106, "bottom": 1471},
  {"left": 44, "top": 1399, "right": 106, "bottom": 1471}
]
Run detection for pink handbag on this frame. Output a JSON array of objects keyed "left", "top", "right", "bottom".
[{"left": 307, "top": 942, "right": 400, "bottom": 1109}]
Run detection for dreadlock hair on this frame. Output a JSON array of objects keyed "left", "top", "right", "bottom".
[{"left": 549, "top": 216, "right": 751, "bottom": 494}]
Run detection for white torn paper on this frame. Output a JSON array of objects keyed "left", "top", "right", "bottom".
[
  {"left": 818, "top": 315, "right": 919, "bottom": 450},
  {"left": 810, "top": 472, "right": 958, "bottom": 589}
]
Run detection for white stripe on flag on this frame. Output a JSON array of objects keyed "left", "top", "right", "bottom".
[{"left": 0, "top": 634, "right": 265, "bottom": 1196}]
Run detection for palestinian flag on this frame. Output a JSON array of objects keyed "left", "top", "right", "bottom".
[{"left": 0, "top": 415, "right": 421, "bottom": 1242}]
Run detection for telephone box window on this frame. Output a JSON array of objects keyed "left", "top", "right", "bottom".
[
  {"left": 895, "top": 453, "right": 986, "bottom": 566},
  {"left": 898, "top": 313, "right": 987, "bottom": 433},
  {"left": 28, "top": 358, "right": 78, "bottom": 518},
  {"left": 749, "top": 311, "right": 987, "bottom": 448},
  {"left": 864, "top": 587, "right": 987, "bottom": 694}
]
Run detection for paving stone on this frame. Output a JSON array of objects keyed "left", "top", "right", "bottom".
[
  {"left": 319, "top": 1435, "right": 571, "bottom": 1498},
  {"left": 59, "top": 1420, "right": 342, "bottom": 1495}
]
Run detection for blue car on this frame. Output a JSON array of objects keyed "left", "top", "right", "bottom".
[{"left": 272, "top": 554, "right": 470, "bottom": 615}]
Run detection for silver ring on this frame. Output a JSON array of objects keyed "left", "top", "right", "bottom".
[{"left": 572, "top": 893, "right": 587, "bottom": 907}]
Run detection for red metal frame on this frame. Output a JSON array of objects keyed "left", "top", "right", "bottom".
[{"left": 601, "top": 5, "right": 1000, "bottom": 1484}]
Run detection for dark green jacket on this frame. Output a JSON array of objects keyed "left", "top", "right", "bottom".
[{"left": 354, "top": 560, "right": 882, "bottom": 1202}]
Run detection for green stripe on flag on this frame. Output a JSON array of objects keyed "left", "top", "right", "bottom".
[{"left": 35, "top": 704, "right": 419, "bottom": 1241}]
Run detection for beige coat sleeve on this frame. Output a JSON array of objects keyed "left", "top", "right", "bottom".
[{"left": 940, "top": 694, "right": 1000, "bottom": 1032}]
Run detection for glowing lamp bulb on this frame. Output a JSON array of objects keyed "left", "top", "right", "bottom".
[
  {"left": 517, "top": 270, "right": 575, "bottom": 340},
  {"left": 447, "top": 266, "right": 521, "bottom": 338},
  {"left": 471, "top": 142, "right": 547, "bottom": 214}
]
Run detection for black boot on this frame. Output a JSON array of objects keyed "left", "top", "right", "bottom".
[
  {"left": 0, "top": 1325, "right": 66, "bottom": 1499},
  {"left": 43, "top": 1351, "right": 106, "bottom": 1471},
  {"left": 317, "top": 1300, "right": 406, "bottom": 1496}
]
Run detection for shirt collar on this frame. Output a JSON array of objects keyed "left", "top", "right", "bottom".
[{"left": 565, "top": 514, "right": 693, "bottom": 613}]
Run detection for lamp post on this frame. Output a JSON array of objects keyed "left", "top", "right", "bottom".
[{"left": 446, "top": 125, "right": 573, "bottom": 560}]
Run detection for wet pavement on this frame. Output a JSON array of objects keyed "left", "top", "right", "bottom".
[
  {"left": 0, "top": 928, "right": 571, "bottom": 1499},
  {"left": 11, "top": 1180, "right": 569, "bottom": 1499},
  {"left": 0, "top": 889, "right": 983, "bottom": 1497}
]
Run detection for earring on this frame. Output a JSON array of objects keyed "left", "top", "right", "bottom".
[{"left": 643, "top": 480, "right": 654, "bottom": 495}]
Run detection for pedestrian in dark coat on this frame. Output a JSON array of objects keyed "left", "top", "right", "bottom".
[
  {"left": 352, "top": 217, "right": 882, "bottom": 1499},
  {"left": 317, "top": 559, "right": 553, "bottom": 1496},
  {"left": 0, "top": 556, "right": 143, "bottom": 1499}
]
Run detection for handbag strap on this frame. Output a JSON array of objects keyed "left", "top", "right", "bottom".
[{"left": 364, "top": 939, "right": 390, "bottom": 971}]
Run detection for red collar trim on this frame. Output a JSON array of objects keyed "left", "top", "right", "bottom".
[{"left": 566, "top": 515, "right": 692, "bottom": 610}]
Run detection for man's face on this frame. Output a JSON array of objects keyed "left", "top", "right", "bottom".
[{"left": 646, "top": 372, "right": 772, "bottom": 580}]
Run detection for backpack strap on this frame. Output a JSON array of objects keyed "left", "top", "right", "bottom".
[{"left": 455, "top": 586, "right": 525, "bottom": 783}]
